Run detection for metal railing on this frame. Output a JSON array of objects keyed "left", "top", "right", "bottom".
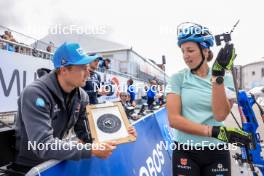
[
  {"left": 0, "top": 38, "right": 53, "bottom": 60},
  {"left": 0, "top": 39, "right": 166, "bottom": 85},
  {"left": 0, "top": 25, "right": 166, "bottom": 84},
  {"left": 0, "top": 111, "right": 16, "bottom": 128},
  {"left": 0, "top": 25, "right": 54, "bottom": 50}
]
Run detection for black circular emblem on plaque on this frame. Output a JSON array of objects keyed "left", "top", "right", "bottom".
[{"left": 97, "top": 114, "right": 121, "bottom": 133}]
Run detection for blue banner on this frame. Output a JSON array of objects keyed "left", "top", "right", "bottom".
[
  {"left": 40, "top": 108, "right": 172, "bottom": 176},
  {"left": 154, "top": 108, "right": 174, "bottom": 158}
]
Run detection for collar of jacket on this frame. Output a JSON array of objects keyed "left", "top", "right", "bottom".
[{"left": 38, "top": 70, "right": 81, "bottom": 109}]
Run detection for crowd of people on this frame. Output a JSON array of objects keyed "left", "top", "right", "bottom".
[
  {"left": 0, "top": 31, "right": 114, "bottom": 65},
  {"left": 0, "top": 31, "right": 17, "bottom": 52},
  {"left": 79, "top": 51, "right": 165, "bottom": 122},
  {"left": 0, "top": 30, "right": 54, "bottom": 59},
  {"left": 1, "top": 31, "right": 17, "bottom": 42}
]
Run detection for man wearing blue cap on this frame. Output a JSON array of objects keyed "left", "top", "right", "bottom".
[{"left": 10, "top": 43, "right": 137, "bottom": 175}]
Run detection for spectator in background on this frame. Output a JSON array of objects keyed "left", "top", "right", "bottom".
[
  {"left": 119, "top": 92, "right": 139, "bottom": 121},
  {"left": 1, "top": 31, "right": 16, "bottom": 52},
  {"left": 0, "top": 33, "right": 7, "bottom": 49},
  {"left": 83, "top": 53, "right": 106, "bottom": 104},
  {"left": 2, "top": 34, "right": 8, "bottom": 40},
  {"left": 157, "top": 83, "right": 165, "bottom": 107},
  {"left": 147, "top": 79, "right": 157, "bottom": 110},
  {"left": 15, "top": 45, "right": 19, "bottom": 52},
  {"left": 119, "top": 92, "right": 128, "bottom": 105},
  {"left": 1, "top": 31, "right": 16, "bottom": 42},
  {"left": 99, "top": 58, "right": 111, "bottom": 71},
  {"left": 8, "top": 31, "right": 17, "bottom": 42},
  {"left": 2, "top": 34, "right": 15, "bottom": 52},
  {"left": 2, "top": 31, "right": 10, "bottom": 40},
  {"left": 127, "top": 78, "right": 136, "bottom": 107},
  {"left": 126, "top": 94, "right": 133, "bottom": 107},
  {"left": 140, "top": 84, "right": 148, "bottom": 103},
  {"left": 46, "top": 42, "right": 54, "bottom": 52}
]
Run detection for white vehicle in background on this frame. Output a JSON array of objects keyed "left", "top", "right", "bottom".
[{"left": 248, "top": 86, "right": 264, "bottom": 106}]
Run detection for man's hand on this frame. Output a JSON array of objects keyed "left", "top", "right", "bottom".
[
  {"left": 128, "top": 125, "right": 137, "bottom": 138},
  {"left": 212, "top": 43, "right": 236, "bottom": 76},
  {"left": 91, "top": 141, "right": 117, "bottom": 159},
  {"left": 212, "top": 126, "right": 252, "bottom": 146},
  {"left": 98, "top": 88, "right": 108, "bottom": 96},
  {"left": 131, "top": 101, "right": 136, "bottom": 107}
]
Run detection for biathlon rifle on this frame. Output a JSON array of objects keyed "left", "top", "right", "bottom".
[{"left": 215, "top": 20, "right": 264, "bottom": 176}]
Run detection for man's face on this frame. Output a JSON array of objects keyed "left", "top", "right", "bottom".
[
  {"left": 151, "top": 80, "right": 157, "bottom": 85},
  {"left": 120, "top": 94, "right": 127, "bottom": 102},
  {"left": 47, "top": 46, "right": 52, "bottom": 52},
  {"left": 89, "top": 59, "right": 99, "bottom": 70},
  {"left": 127, "top": 80, "right": 132, "bottom": 86},
  {"left": 105, "top": 60, "right": 110, "bottom": 66},
  {"left": 63, "top": 64, "right": 90, "bottom": 87}
]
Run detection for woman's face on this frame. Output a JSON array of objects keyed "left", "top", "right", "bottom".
[{"left": 180, "top": 42, "right": 207, "bottom": 69}]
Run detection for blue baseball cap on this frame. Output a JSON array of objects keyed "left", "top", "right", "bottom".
[{"left": 52, "top": 43, "right": 98, "bottom": 68}]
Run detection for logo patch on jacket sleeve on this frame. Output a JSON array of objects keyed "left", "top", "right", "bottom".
[{"left": 35, "top": 98, "right": 45, "bottom": 107}]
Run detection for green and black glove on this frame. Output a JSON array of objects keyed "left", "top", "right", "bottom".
[
  {"left": 212, "top": 43, "right": 236, "bottom": 76},
  {"left": 212, "top": 126, "right": 252, "bottom": 146}
]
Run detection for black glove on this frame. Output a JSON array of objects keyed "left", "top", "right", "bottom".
[
  {"left": 212, "top": 43, "right": 236, "bottom": 76},
  {"left": 212, "top": 126, "right": 252, "bottom": 146}
]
